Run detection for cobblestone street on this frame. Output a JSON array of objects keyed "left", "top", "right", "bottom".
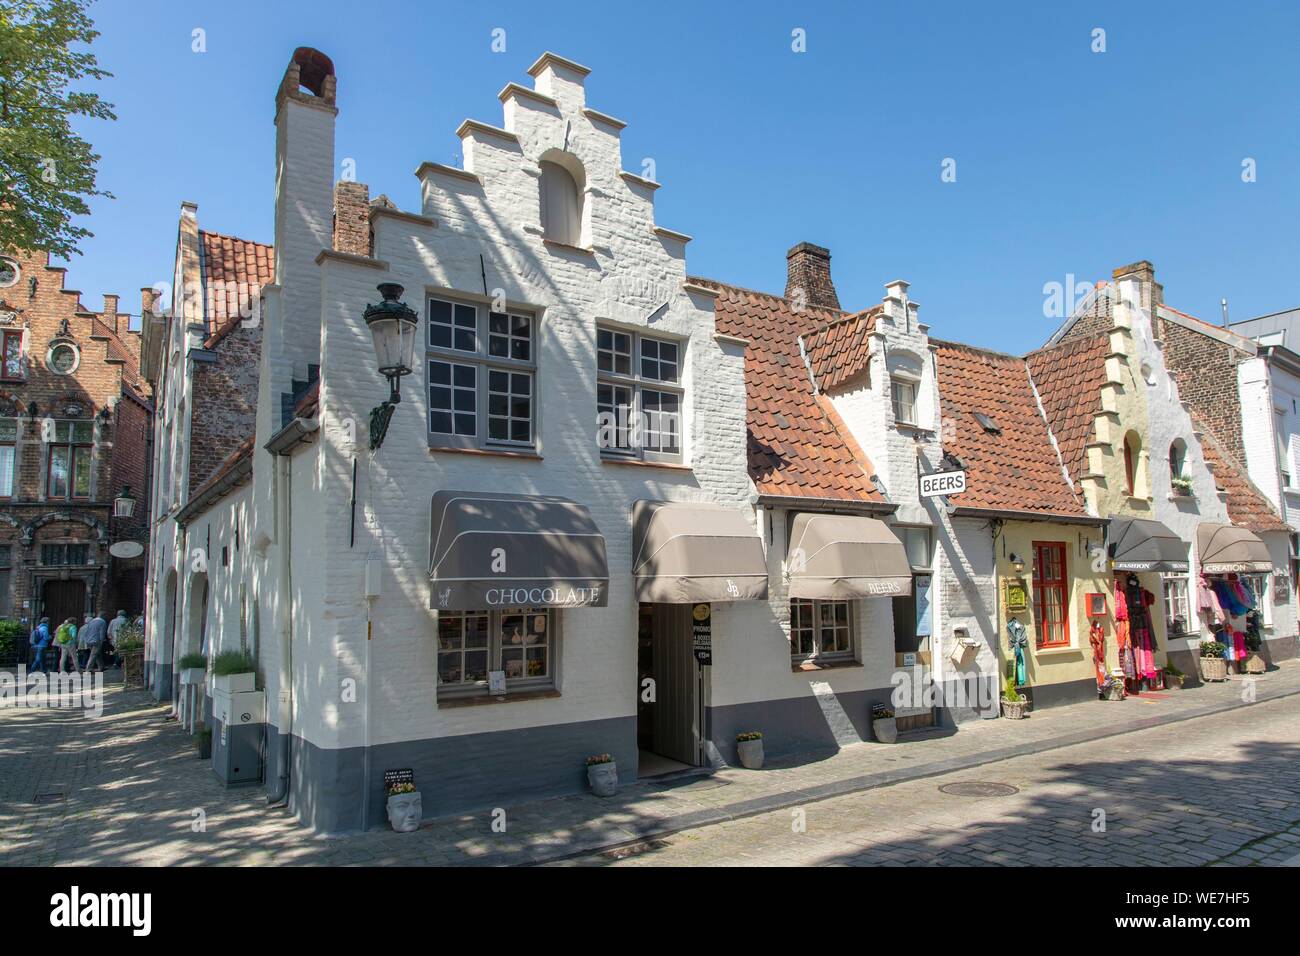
[{"left": 2, "top": 664, "right": 1299, "bottom": 866}]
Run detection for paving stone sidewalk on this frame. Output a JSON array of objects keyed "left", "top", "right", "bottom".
[{"left": 1, "top": 662, "right": 1297, "bottom": 866}]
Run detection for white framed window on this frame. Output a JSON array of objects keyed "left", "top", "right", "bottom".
[
  {"left": 46, "top": 342, "right": 80, "bottom": 375},
  {"left": 891, "top": 377, "right": 917, "bottom": 426},
  {"left": 436, "top": 607, "right": 557, "bottom": 697},
  {"left": 1162, "top": 575, "right": 1190, "bottom": 636},
  {"left": 426, "top": 296, "right": 536, "bottom": 450},
  {"left": 0, "top": 417, "right": 15, "bottom": 498},
  {"left": 1243, "top": 574, "right": 1271, "bottom": 626},
  {"left": 596, "top": 326, "right": 683, "bottom": 463},
  {"left": 790, "top": 598, "right": 854, "bottom": 664}
]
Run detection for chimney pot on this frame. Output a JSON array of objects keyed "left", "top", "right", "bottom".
[{"left": 333, "top": 181, "right": 372, "bottom": 256}]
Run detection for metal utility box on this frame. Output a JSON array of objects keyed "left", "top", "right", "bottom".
[{"left": 211, "top": 689, "right": 265, "bottom": 787}]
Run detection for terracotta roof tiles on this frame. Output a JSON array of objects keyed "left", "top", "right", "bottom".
[
  {"left": 199, "top": 230, "right": 274, "bottom": 349},
  {"left": 801, "top": 308, "right": 881, "bottom": 392},
  {"left": 1195, "top": 415, "right": 1290, "bottom": 533},
  {"left": 1025, "top": 333, "right": 1111, "bottom": 487}
]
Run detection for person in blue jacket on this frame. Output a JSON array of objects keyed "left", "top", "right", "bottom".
[{"left": 28, "top": 617, "right": 52, "bottom": 674}]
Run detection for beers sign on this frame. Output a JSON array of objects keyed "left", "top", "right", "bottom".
[{"left": 919, "top": 469, "right": 966, "bottom": 499}]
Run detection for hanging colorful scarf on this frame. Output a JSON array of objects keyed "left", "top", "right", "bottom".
[
  {"left": 1089, "top": 621, "right": 1108, "bottom": 690},
  {"left": 1007, "top": 617, "right": 1029, "bottom": 686}
]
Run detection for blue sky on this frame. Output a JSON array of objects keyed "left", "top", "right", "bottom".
[{"left": 61, "top": 0, "right": 1300, "bottom": 352}]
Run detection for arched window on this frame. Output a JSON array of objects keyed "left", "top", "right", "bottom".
[
  {"left": 539, "top": 159, "right": 582, "bottom": 246},
  {"left": 1123, "top": 432, "right": 1141, "bottom": 496},
  {"left": 1169, "top": 440, "right": 1186, "bottom": 479}
]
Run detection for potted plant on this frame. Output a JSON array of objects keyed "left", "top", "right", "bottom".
[
  {"left": 196, "top": 727, "right": 212, "bottom": 760},
  {"left": 385, "top": 780, "right": 422, "bottom": 832},
  {"left": 211, "top": 649, "right": 256, "bottom": 694},
  {"left": 115, "top": 624, "right": 145, "bottom": 689},
  {"left": 872, "top": 707, "right": 898, "bottom": 744},
  {"left": 1101, "top": 675, "right": 1126, "bottom": 700},
  {"left": 1199, "top": 640, "right": 1228, "bottom": 682},
  {"left": 1163, "top": 661, "right": 1186, "bottom": 690},
  {"left": 1000, "top": 675, "right": 1029, "bottom": 719},
  {"left": 735, "top": 731, "right": 764, "bottom": 769},
  {"left": 586, "top": 754, "right": 618, "bottom": 797},
  {"left": 178, "top": 652, "right": 207, "bottom": 686},
  {"left": 1242, "top": 630, "right": 1266, "bottom": 674},
  {"left": 1170, "top": 475, "right": 1194, "bottom": 497}
]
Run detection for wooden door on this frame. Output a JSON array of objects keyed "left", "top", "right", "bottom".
[
  {"left": 43, "top": 579, "right": 86, "bottom": 628},
  {"left": 650, "top": 603, "right": 699, "bottom": 766}
]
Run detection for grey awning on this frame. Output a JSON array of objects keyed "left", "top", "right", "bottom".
[
  {"left": 1197, "top": 522, "right": 1273, "bottom": 574},
  {"left": 786, "top": 513, "right": 912, "bottom": 599},
  {"left": 429, "top": 491, "right": 609, "bottom": 610},
  {"left": 1108, "top": 516, "right": 1190, "bottom": 572},
  {"left": 631, "top": 500, "right": 768, "bottom": 603}
]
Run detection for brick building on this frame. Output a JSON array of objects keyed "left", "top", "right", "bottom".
[{"left": 0, "top": 248, "right": 152, "bottom": 634}]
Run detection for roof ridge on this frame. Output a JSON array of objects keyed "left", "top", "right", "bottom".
[
  {"left": 930, "top": 337, "right": 1026, "bottom": 363},
  {"left": 198, "top": 228, "right": 273, "bottom": 249},
  {"left": 688, "top": 275, "right": 847, "bottom": 319},
  {"left": 1024, "top": 329, "right": 1109, "bottom": 360}
]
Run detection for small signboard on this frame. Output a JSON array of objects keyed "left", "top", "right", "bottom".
[
  {"left": 488, "top": 670, "right": 507, "bottom": 695},
  {"left": 920, "top": 470, "right": 967, "bottom": 498},
  {"left": 902, "top": 652, "right": 918, "bottom": 667},
  {"left": 1004, "top": 579, "right": 1029, "bottom": 613},
  {"left": 692, "top": 602, "right": 712, "bottom": 665},
  {"left": 384, "top": 768, "right": 415, "bottom": 793}
]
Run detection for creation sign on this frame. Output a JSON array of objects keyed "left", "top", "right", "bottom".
[{"left": 919, "top": 470, "right": 966, "bottom": 498}]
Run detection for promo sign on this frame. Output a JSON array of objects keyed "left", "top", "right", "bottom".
[
  {"left": 919, "top": 470, "right": 966, "bottom": 498},
  {"left": 692, "top": 603, "right": 712, "bottom": 665}
]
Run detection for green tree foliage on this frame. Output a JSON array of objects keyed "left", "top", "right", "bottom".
[{"left": 0, "top": 0, "right": 114, "bottom": 258}]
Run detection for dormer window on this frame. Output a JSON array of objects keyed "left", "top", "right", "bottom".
[
  {"left": 891, "top": 378, "right": 917, "bottom": 426},
  {"left": 973, "top": 411, "right": 1001, "bottom": 435},
  {"left": 539, "top": 157, "right": 583, "bottom": 247}
]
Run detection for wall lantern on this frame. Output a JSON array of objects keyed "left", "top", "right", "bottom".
[
  {"left": 113, "top": 484, "right": 137, "bottom": 519},
  {"left": 1009, "top": 553, "right": 1026, "bottom": 574},
  {"left": 363, "top": 282, "right": 419, "bottom": 450}
]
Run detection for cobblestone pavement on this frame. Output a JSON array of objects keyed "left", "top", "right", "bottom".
[
  {"left": 562, "top": 692, "right": 1300, "bottom": 867},
  {"left": 2, "top": 663, "right": 1298, "bottom": 866}
]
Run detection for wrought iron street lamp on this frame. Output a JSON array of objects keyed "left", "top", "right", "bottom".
[{"left": 363, "top": 282, "right": 419, "bottom": 450}]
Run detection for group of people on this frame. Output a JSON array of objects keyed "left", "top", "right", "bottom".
[{"left": 27, "top": 610, "right": 132, "bottom": 674}]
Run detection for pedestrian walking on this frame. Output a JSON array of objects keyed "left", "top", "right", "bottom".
[
  {"left": 80, "top": 612, "right": 109, "bottom": 673},
  {"left": 78, "top": 614, "right": 93, "bottom": 670},
  {"left": 28, "top": 617, "right": 52, "bottom": 674},
  {"left": 54, "top": 617, "right": 80, "bottom": 674}
]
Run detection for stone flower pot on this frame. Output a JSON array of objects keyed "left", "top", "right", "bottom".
[
  {"left": 386, "top": 791, "right": 422, "bottom": 832},
  {"left": 1000, "top": 697, "right": 1028, "bottom": 720},
  {"left": 873, "top": 717, "right": 898, "bottom": 744},
  {"left": 1200, "top": 657, "right": 1228, "bottom": 682},
  {"left": 587, "top": 760, "right": 618, "bottom": 797},
  {"left": 1103, "top": 681, "right": 1125, "bottom": 701},
  {"left": 736, "top": 738, "right": 764, "bottom": 769}
]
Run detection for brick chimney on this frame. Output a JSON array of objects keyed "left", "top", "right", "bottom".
[
  {"left": 785, "top": 242, "right": 840, "bottom": 310},
  {"left": 102, "top": 294, "right": 119, "bottom": 332},
  {"left": 1113, "top": 260, "right": 1164, "bottom": 329},
  {"left": 333, "top": 181, "right": 371, "bottom": 256}
]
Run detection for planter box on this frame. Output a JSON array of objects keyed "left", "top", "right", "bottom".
[
  {"left": 196, "top": 735, "right": 212, "bottom": 760},
  {"left": 386, "top": 791, "right": 422, "bottom": 832},
  {"left": 736, "top": 738, "right": 764, "bottom": 769},
  {"left": 1000, "top": 698, "right": 1028, "bottom": 720},
  {"left": 1200, "top": 657, "right": 1228, "bottom": 682},
  {"left": 873, "top": 717, "right": 898, "bottom": 744},
  {"left": 211, "top": 672, "right": 255, "bottom": 694},
  {"left": 1164, "top": 676, "right": 1185, "bottom": 691},
  {"left": 180, "top": 667, "right": 206, "bottom": 686},
  {"left": 120, "top": 649, "right": 145, "bottom": 689},
  {"left": 587, "top": 761, "right": 618, "bottom": 797}
]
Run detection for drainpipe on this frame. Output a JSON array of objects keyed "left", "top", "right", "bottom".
[{"left": 267, "top": 453, "right": 294, "bottom": 806}]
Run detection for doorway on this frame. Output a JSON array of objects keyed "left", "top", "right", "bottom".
[
  {"left": 636, "top": 602, "right": 702, "bottom": 776},
  {"left": 42, "top": 579, "right": 86, "bottom": 627}
]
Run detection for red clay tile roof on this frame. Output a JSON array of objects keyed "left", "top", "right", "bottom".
[
  {"left": 199, "top": 230, "right": 274, "bottom": 349},
  {"left": 801, "top": 308, "right": 881, "bottom": 392},
  {"left": 1025, "top": 333, "right": 1111, "bottom": 488},
  {"left": 1194, "top": 415, "right": 1290, "bottom": 533},
  {"left": 692, "top": 278, "right": 886, "bottom": 504},
  {"left": 934, "top": 341, "right": 1088, "bottom": 520}
]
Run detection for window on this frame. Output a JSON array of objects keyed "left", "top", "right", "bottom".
[
  {"left": 46, "top": 420, "right": 92, "bottom": 500},
  {"left": 426, "top": 296, "right": 536, "bottom": 449},
  {"left": 46, "top": 342, "right": 79, "bottom": 375},
  {"left": 539, "top": 159, "right": 582, "bottom": 246},
  {"left": 1162, "top": 576, "right": 1189, "bottom": 636},
  {"left": 891, "top": 378, "right": 917, "bottom": 426},
  {"left": 1276, "top": 411, "right": 1291, "bottom": 488},
  {"left": 596, "top": 326, "right": 683, "bottom": 462},
  {"left": 1123, "top": 433, "right": 1140, "bottom": 496},
  {"left": 0, "top": 257, "right": 17, "bottom": 287},
  {"left": 1032, "top": 541, "right": 1069, "bottom": 647},
  {"left": 1, "top": 329, "right": 23, "bottom": 380},
  {"left": 41, "top": 543, "right": 89, "bottom": 566},
  {"left": 0, "top": 418, "right": 15, "bottom": 497},
  {"left": 1243, "top": 573, "right": 1271, "bottom": 626},
  {"left": 1169, "top": 440, "right": 1186, "bottom": 480},
  {"left": 436, "top": 608, "right": 556, "bottom": 695},
  {"left": 973, "top": 411, "right": 1000, "bottom": 434},
  {"left": 893, "top": 528, "right": 933, "bottom": 656},
  {"left": 790, "top": 599, "right": 854, "bottom": 663},
  {"left": 0, "top": 545, "right": 10, "bottom": 618}
]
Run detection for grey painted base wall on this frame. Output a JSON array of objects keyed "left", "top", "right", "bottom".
[
  {"left": 145, "top": 662, "right": 173, "bottom": 703},
  {"left": 1263, "top": 633, "right": 1298, "bottom": 664},
  {"left": 288, "top": 715, "right": 638, "bottom": 833},
  {"left": 1027, "top": 677, "right": 1098, "bottom": 710}
]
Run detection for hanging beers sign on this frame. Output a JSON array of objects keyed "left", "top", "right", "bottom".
[{"left": 919, "top": 469, "right": 966, "bottom": 499}]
